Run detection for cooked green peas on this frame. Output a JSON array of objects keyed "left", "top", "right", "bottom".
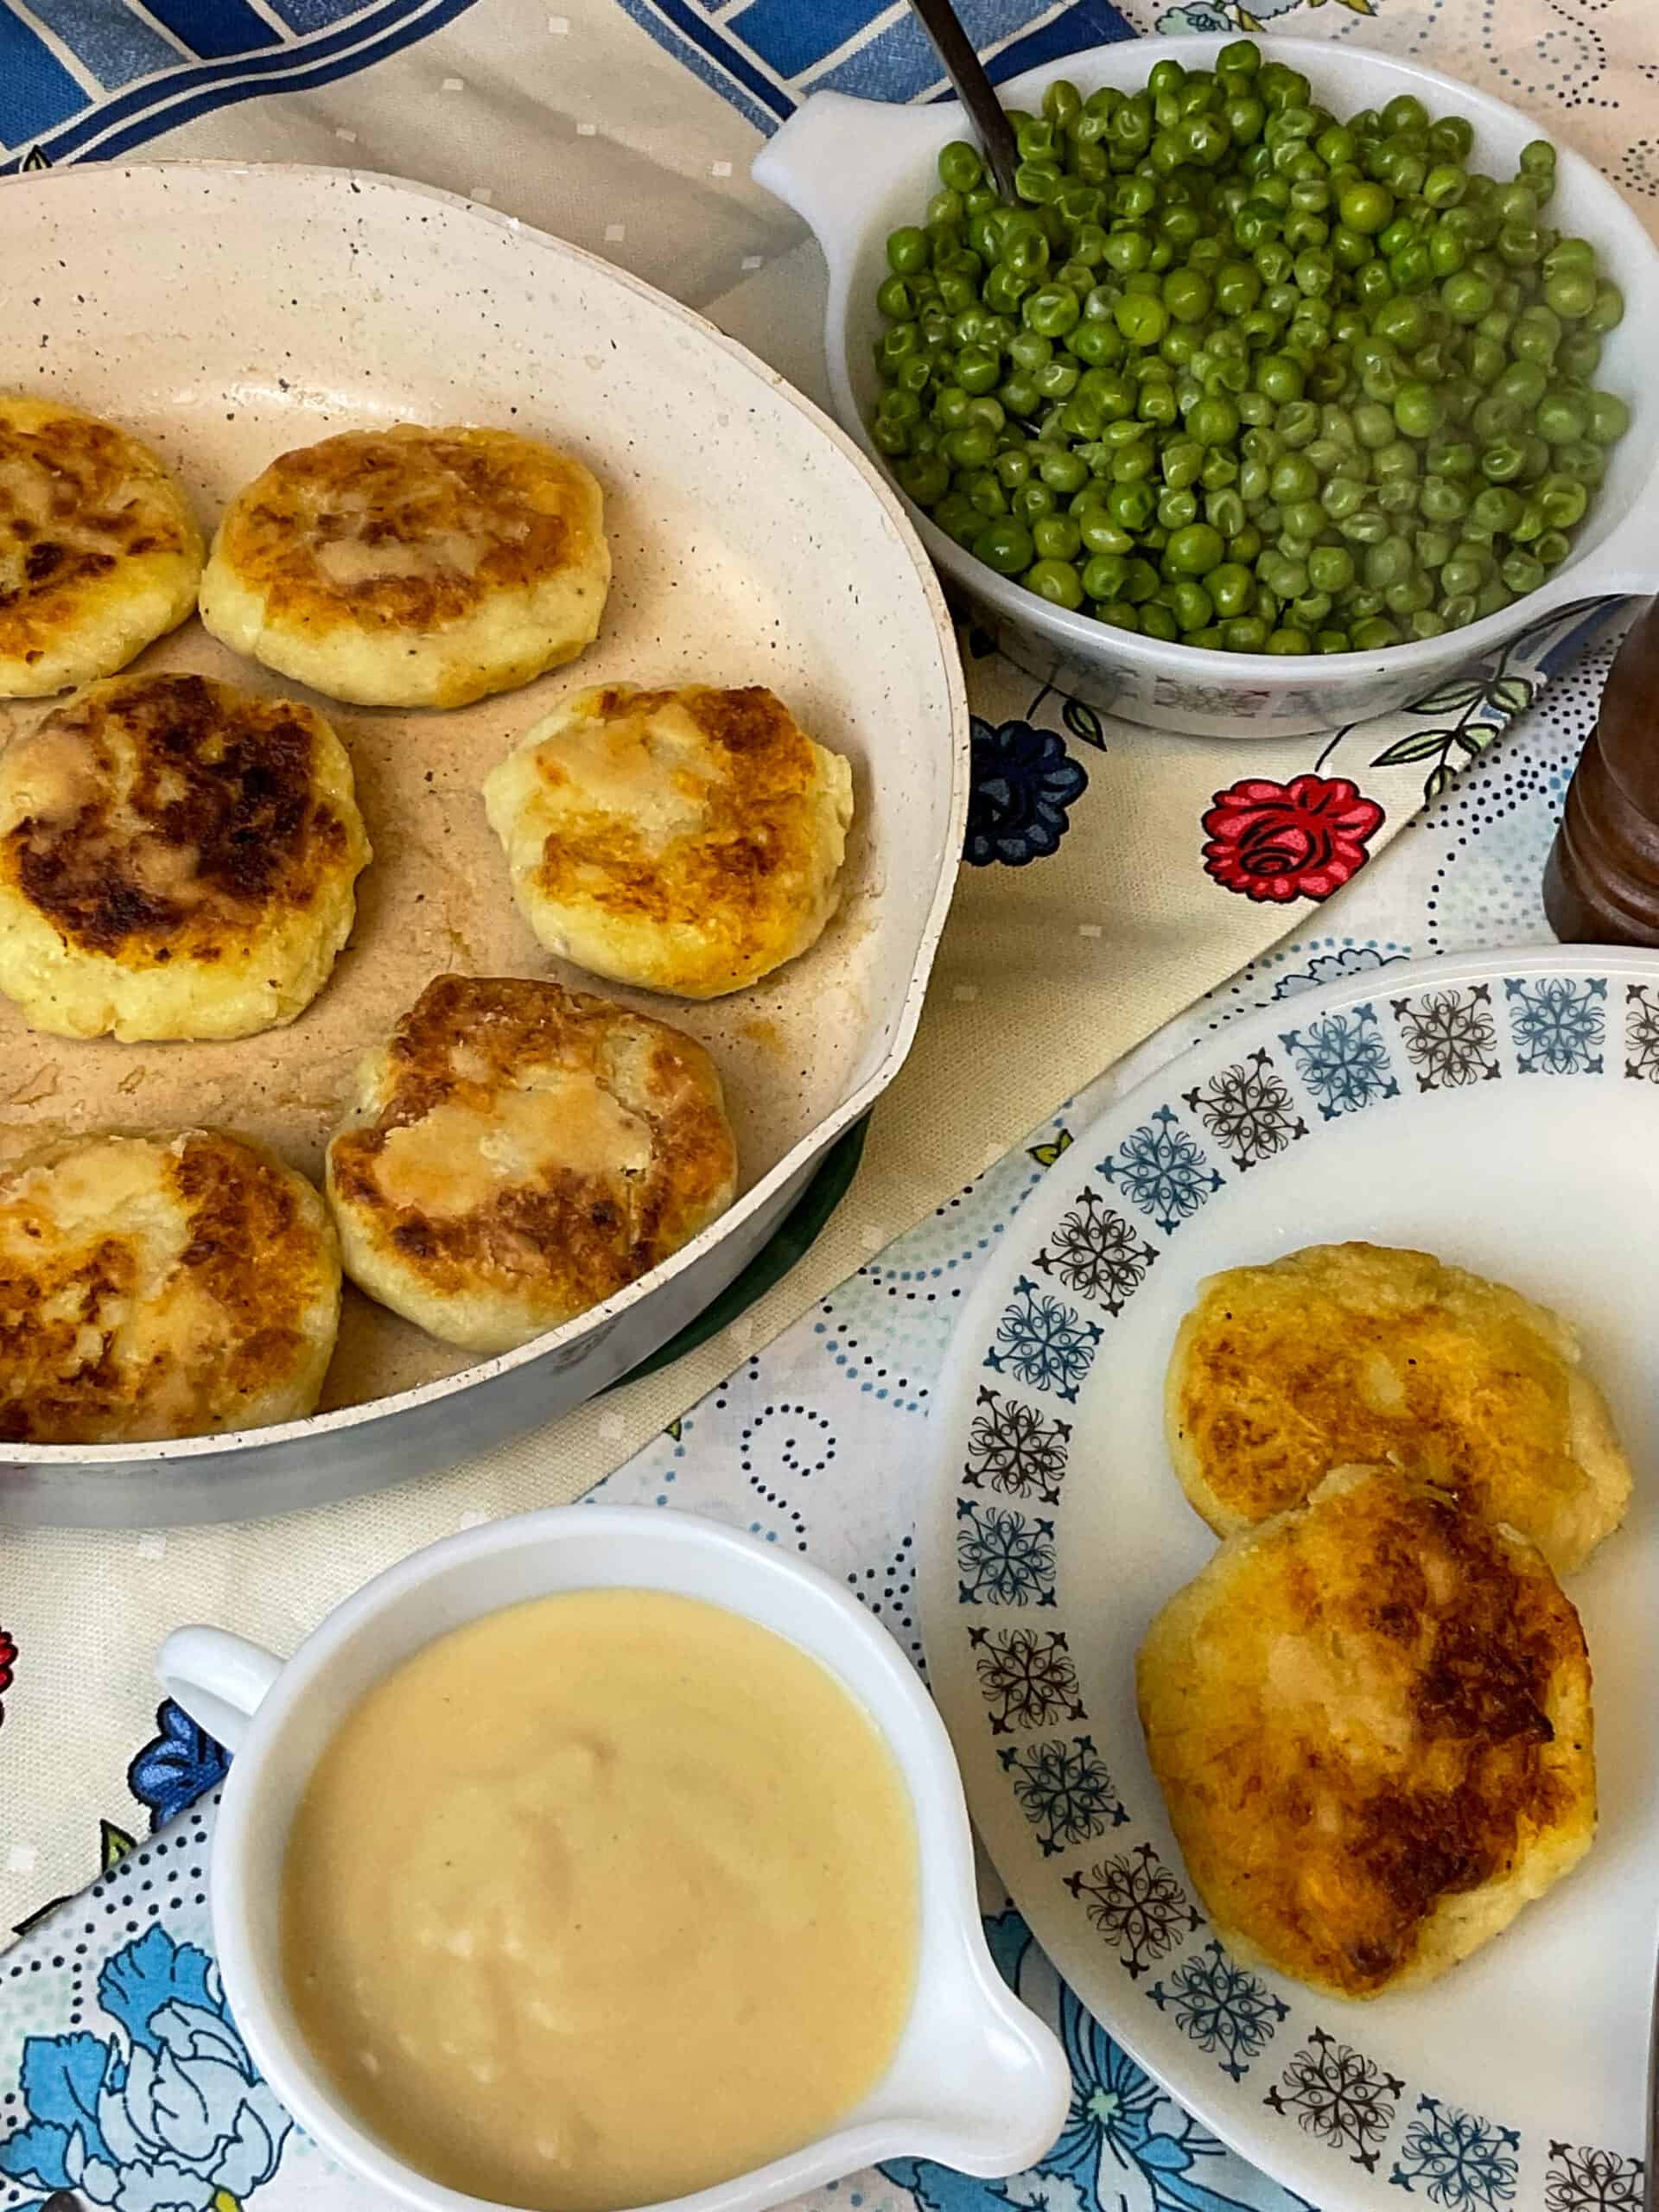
[{"left": 873, "top": 70, "right": 1626, "bottom": 653}]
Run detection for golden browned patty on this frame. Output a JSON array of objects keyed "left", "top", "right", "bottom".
[
  {"left": 0, "top": 394, "right": 202, "bottom": 696},
  {"left": 482, "top": 682, "right": 855, "bottom": 999},
  {"left": 0, "top": 1128, "right": 340, "bottom": 1444},
  {"left": 198, "top": 424, "right": 609, "bottom": 708},
  {"left": 1137, "top": 1463, "right": 1596, "bottom": 2000},
  {"left": 326, "top": 975, "right": 738, "bottom": 1354},
  {"left": 1165, "top": 1242, "right": 1631, "bottom": 1574},
  {"left": 0, "top": 671, "right": 371, "bottom": 1040}
]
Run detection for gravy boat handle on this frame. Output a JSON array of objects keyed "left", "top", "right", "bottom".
[{"left": 157, "top": 1624, "right": 283, "bottom": 1754}]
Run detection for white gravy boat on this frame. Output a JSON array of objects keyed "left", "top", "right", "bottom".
[{"left": 157, "top": 1504, "right": 1071, "bottom": 2212}]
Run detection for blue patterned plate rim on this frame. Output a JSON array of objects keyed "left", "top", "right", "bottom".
[{"left": 920, "top": 945, "right": 1659, "bottom": 2212}]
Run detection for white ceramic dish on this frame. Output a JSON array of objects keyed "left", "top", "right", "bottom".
[
  {"left": 754, "top": 35, "right": 1659, "bottom": 737},
  {"left": 0, "top": 161, "right": 969, "bottom": 1529},
  {"left": 918, "top": 947, "right": 1659, "bottom": 2212},
  {"left": 157, "top": 1503, "right": 1071, "bottom": 2212}
]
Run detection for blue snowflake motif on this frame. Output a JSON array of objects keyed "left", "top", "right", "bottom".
[
  {"left": 985, "top": 1276, "right": 1103, "bottom": 1403},
  {"left": 957, "top": 1497, "right": 1058, "bottom": 1607},
  {"left": 1504, "top": 976, "right": 1606, "bottom": 1076},
  {"left": 965, "top": 717, "right": 1089, "bottom": 868},
  {"left": 127, "top": 1700, "right": 230, "bottom": 1832},
  {"left": 1098, "top": 1106, "right": 1224, "bottom": 1236},
  {"left": 999, "top": 1734, "right": 1128, "bottom": 1855},
  {"left": 1390, "top": 2096, "right": 1521, "bottom": 2209},
  {"left": 1280, "top": 1001, "right": 1400, "bottom": 1121},
  {"left": 1148, "top": 1941, "right": 1290, "bottom": 2082}
]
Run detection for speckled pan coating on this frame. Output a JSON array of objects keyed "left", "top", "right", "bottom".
[{"left": 0, "top": 161, "right": 969, "bottom": 1526}]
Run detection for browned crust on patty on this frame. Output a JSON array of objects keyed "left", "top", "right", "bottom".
[
  {"left": 328, "top": 975, "right": 736, "bottom": 1330},
  {"left": 531, "top": 684, "right": 823, "bottom": 930},
  {"left": 0, "top": 404, "right": 191, "bottom": 670},
  {"left": 1, "top": 671, "right": 352, "bottom": 963},
  {"left": 0, "top": 1129, "right": 336, "bottom": 1444},
  {"left": 1137, "top": 1465, "right": 1593, "bottom": 1999},
  {"left": 214, "top": 426, "right": 600, "bottom": 633}
]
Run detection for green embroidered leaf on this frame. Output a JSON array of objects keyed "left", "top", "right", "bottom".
[
  {"left": 1426, "top": 761, "right": 1458, "bottom": 804},
  {"left": 1062, "top": 696, "right": 1107, "bottom": 751},
  {"left": 21, "top": 146, "right": 50, "bottom": 173},
  {"left": 101, "top": 1819, "right": 136, "bottom": 1872},
  {"left": 1488, "top": 674, "right": 1535, "bottom": 717},
  {"left": 1371, "top": 726, "right": 1456, "bottom": 767},
  {"left": 1407, "top": 677, "right": 1487, "bottom": 715},
  {"left": 1453, "top": 728, "right": 1488, "bottom": 756},
  {"left": 1028, "top": 1127, "right": 1074, "bottom": 1167}
]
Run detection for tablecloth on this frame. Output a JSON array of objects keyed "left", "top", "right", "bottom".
[
  {"left": 0, "top": 606, "right": 1634, "bottom": 2212},
  {"left": 0, "top": 0, "right": 1651, "bottom": 2201},
  {"left": 3, "top": 0, "right": 1654, "bottom": 1932}
]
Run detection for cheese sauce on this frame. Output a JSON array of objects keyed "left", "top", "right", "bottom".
[{"left": 280, "top": 1589, "right": 919, "bottom": 2212}]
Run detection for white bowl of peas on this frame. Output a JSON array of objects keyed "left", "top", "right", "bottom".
[{"left": 754, "top": 34, "right": 1659, "bottom": 736}]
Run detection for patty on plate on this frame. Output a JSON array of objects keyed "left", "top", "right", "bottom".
[
  {"left": 1165, "top": 1241, "right": 1630, "bottom": 1574},
  {"left": 1137, "top": 1462, "right": 1596, "bottom": 1999}
]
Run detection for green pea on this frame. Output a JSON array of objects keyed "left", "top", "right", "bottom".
[
  {"left": 1587, "top": 282, "right": 1625, "bottom": 334},
  {"left": 1351, "top": 614, "right": 1402, "bottom": 649},
  {"left": 971, "top": 518, "right": 1036, "bottom": 575},
  {"left": 1535, "top": 391, "right": 1588, "bottom": 445},
  {"left": 1166, "top": 578, "right": 1215, "bottom": 632},
  {"left": 939, "top": 141, "right": 982, "bottom": 195},
  {"left": 1159, "top": 484, "right": 1201, "bottom": 528},
  {"left": 1544, "top": 267, "right": 1597, "bottom": 321},
  {"left": 1114, "top": 293, "right": 1169, "bottom": 346},
  {"left": 1587, "top": 390, "right": 1630, "bottom": 444},
  {"left": 1339, "top": 181, "right": 1394, "bottom": 235},
  {"left": 1023, "top": 556, "right": 1085, "bottom": 609},
  {"left": 1538, "top": 474, "right": 1588, "bottom": 528},
  {"left": 1390, "top": 379, "right": 1441, "bottom": 438},
  {"left": 1165, "top": 522, "right": 1226, "bottom": 575},
  {"left": 1535, "top": 528, "right": 1573, "bottom": 568},
  {"left": 1012, "top": 481, "right": 1057, "bottom": 523},
  {"left": 1032, "top": 514, "right": 1082, "bottom": 561},
  {"left": 1081, "top": 552, "right": 1129, "bottom": 601},
  {"left": 1442, "top": 270, "right": 1495, "bottom": 322},
  {"left": 1079, "top": 513, "right": 1132, "bottom": 555},
  {"left": 1186, "top": 395, "right": 1240, "bottom": 447},
  {"left": 898, "top": 455, "right": 950, "bottom": 505}
]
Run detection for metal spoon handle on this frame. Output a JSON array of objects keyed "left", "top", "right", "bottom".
[{"left": 904, "top": 0, "right": 1021, "bottom": 201}]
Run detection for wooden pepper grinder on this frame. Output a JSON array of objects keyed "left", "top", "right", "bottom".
[{"left": 1544, "top": 598, "right": 1659, "bottom": 944}]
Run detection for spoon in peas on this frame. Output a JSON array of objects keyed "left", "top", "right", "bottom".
[{"left": 905, "top": 0, "right": 1021, "bottom": 201}]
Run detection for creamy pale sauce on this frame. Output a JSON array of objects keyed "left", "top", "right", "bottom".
[{"left": 280, "top": 1589, "right": 919, "bottom": 2212}]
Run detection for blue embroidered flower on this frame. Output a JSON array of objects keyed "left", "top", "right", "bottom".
[
  {"left": 0, "top": 1925, "right": 291, "bottom": 2211},
  {"left": 1154, "top": 2, "right": 1233, "bottom": 29},
  {"left": 966, "top": 717, "right": 1087, "bottom": 868},
  {"left": 1504, "top": 975, "right": 1606, "bottom": 1076},
  {"left": 128, "top": 1701, "right": 230, "bottom": 1834}
]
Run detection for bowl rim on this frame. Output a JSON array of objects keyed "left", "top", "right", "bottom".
[
  {"left": 0, "top": 156, "right": 972, "bottom": 1470},
  {"left": 804, "top": 30, "right": 1659, "bottom": 685}
]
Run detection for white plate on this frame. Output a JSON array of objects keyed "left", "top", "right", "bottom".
[{"left": 921, "top": 948, "right": 1659, "bottom": 2212}]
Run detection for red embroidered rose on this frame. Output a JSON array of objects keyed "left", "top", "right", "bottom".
[
  {"left": 1201, "top": 772, "right": 1385, "bottom": 903},
  {"left": 0, "top": 1627, "right": 15, "bottom": 1701}
]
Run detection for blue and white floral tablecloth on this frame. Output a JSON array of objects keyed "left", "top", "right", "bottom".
[{"left": 0, "top": 0, "right": 1653, "bottom": 2207}]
